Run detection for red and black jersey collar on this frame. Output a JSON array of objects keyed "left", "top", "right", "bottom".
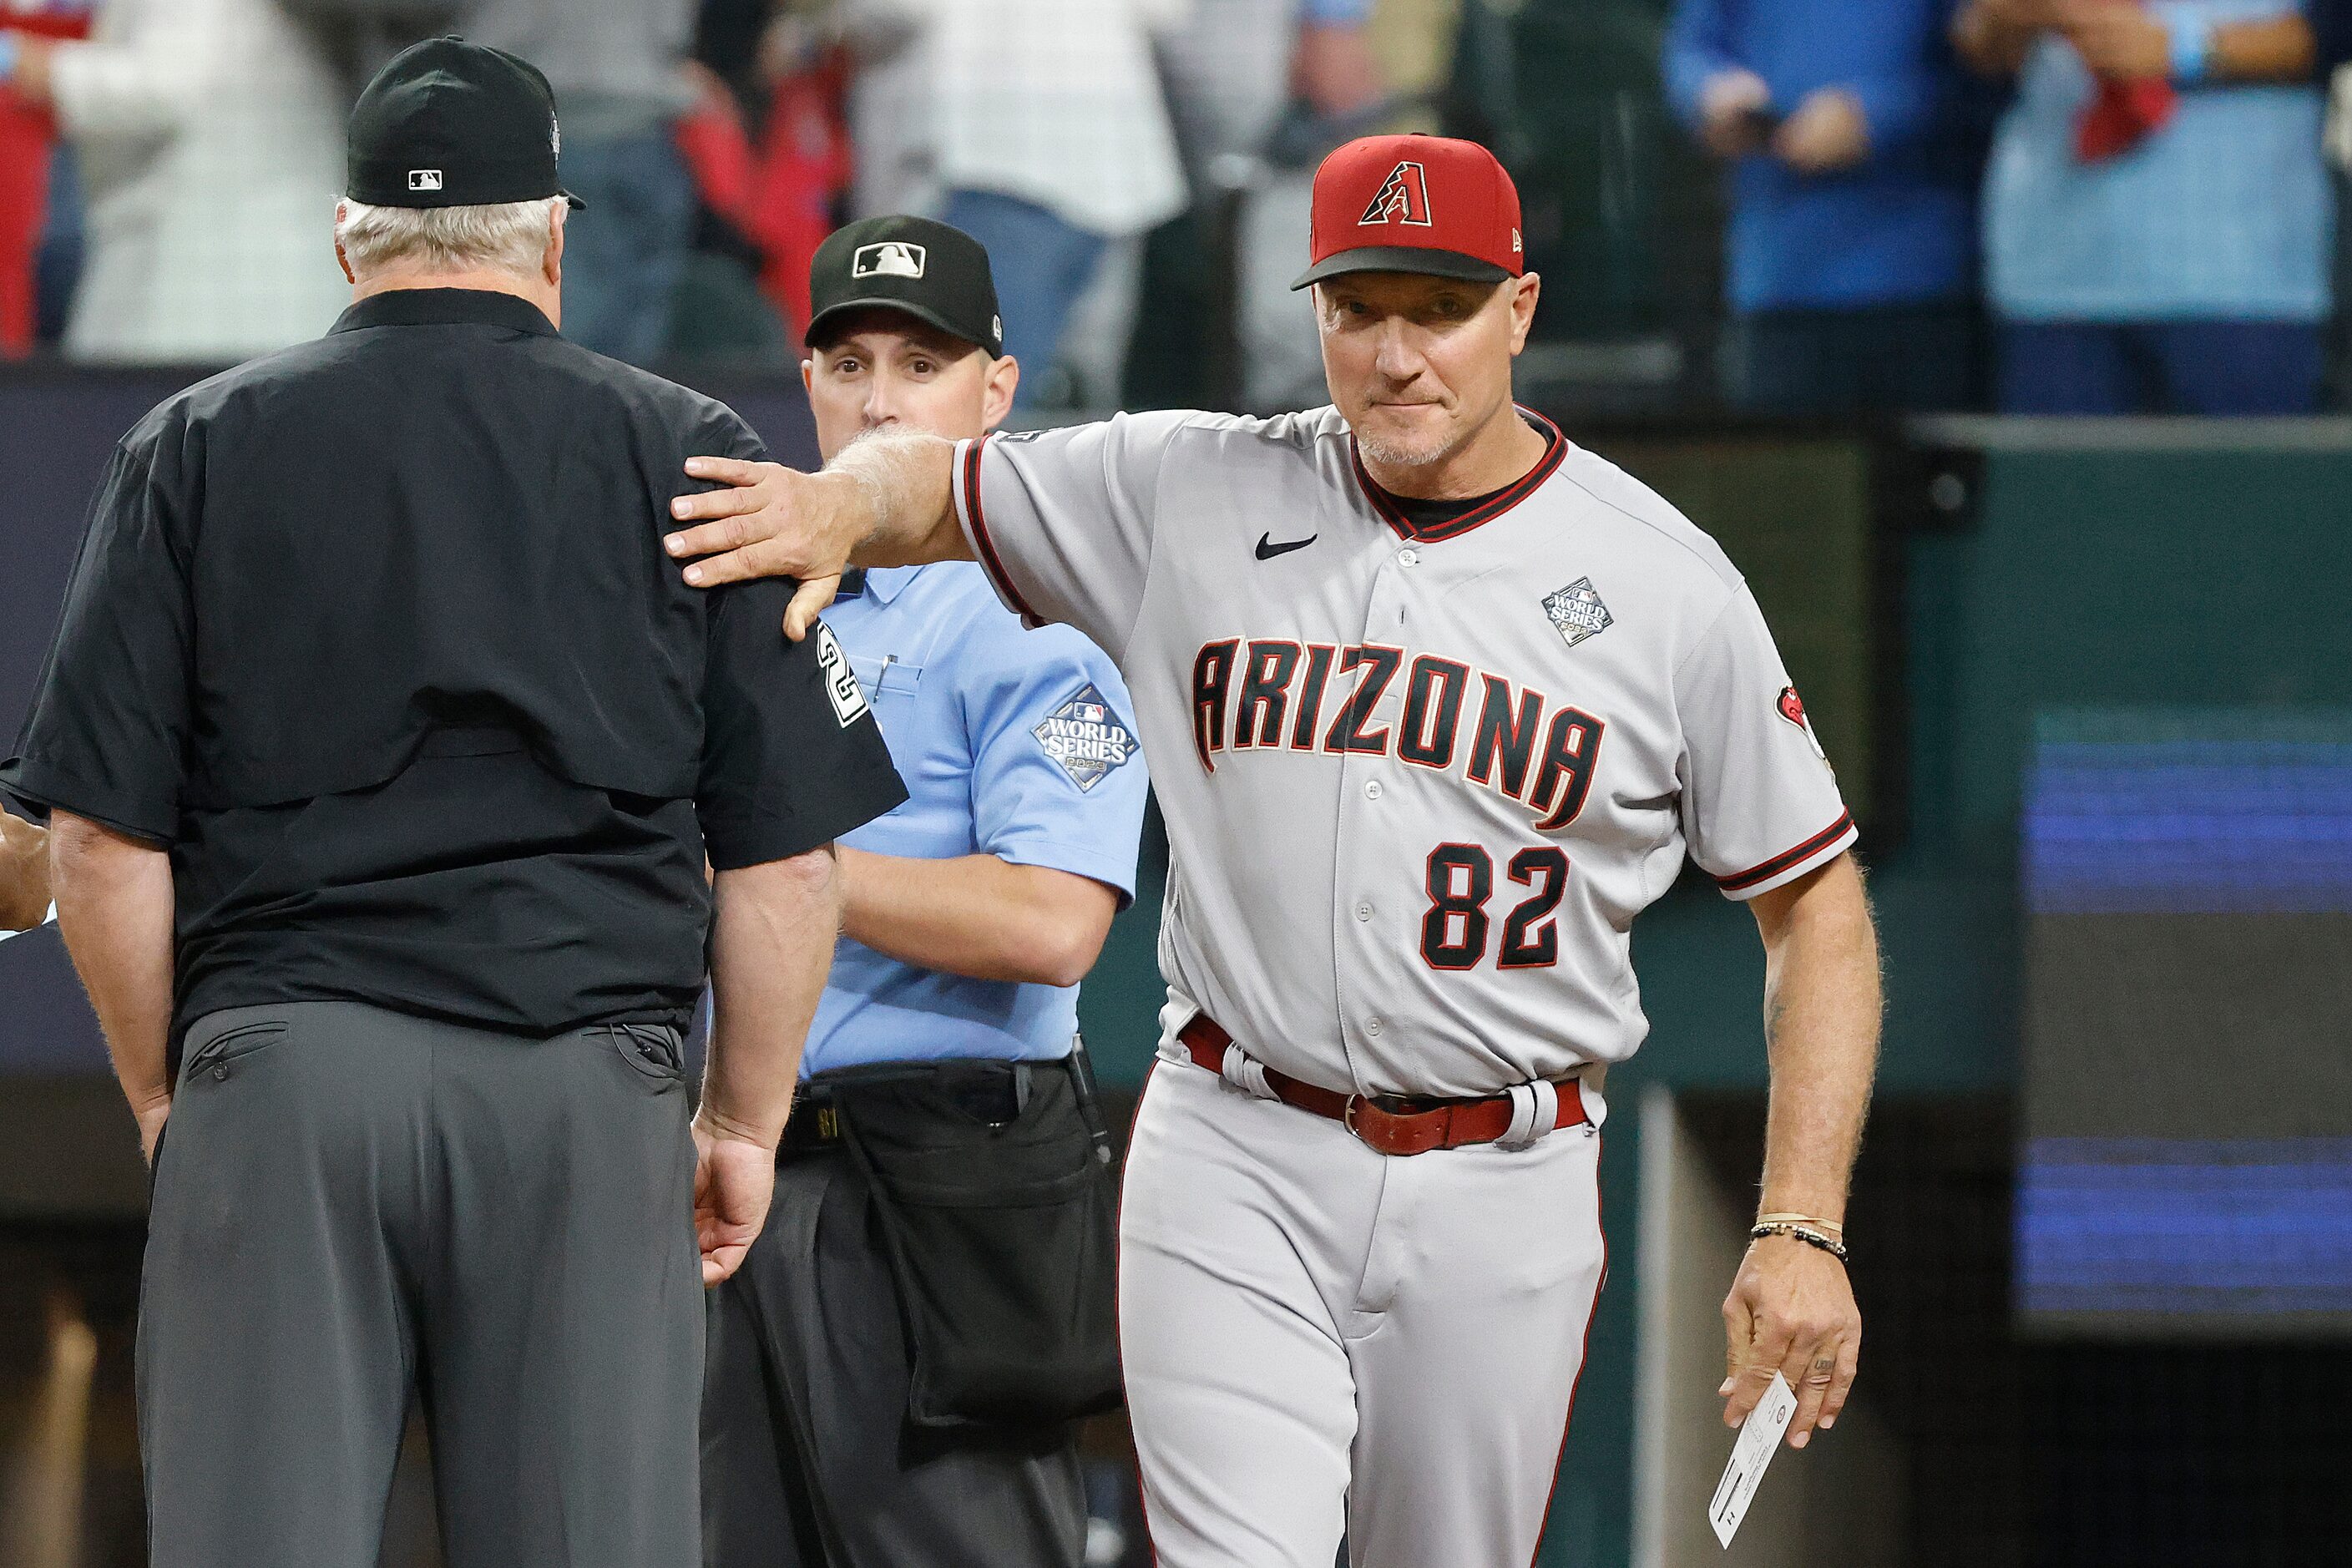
[{"left": 1350, "top": 407, "right": 1569, "bottom": 544}]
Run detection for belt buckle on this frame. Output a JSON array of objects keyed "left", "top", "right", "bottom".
[
  {"left": 816, "top": 1105, "right": 840, "bottom": 1142},
  {"left": 1345, "top": 1095, "right": 1394, "bottom": 1154},
  {"left": 1345, "top": 1096, "right": 1416, "bottom": 1157}
]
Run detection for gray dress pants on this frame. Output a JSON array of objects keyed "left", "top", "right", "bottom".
[{"left": 139, "top": 1001, "right": 703, "bottom": 1568}]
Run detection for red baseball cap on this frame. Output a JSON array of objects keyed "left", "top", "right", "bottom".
[{"left": 1292, "top": 134, "right": 1525, "bottom": 291}]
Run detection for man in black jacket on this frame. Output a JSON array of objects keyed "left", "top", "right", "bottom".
[{"left": 0, "top": 39, "right": 904, "bottom": 1568}]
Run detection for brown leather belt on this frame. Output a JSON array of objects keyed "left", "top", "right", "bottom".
[{"left": 1176, "top": 1014, "right": 1585, "bottom": 1157}]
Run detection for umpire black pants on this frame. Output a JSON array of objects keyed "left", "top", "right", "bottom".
[
  {"left": 139, "top": 1001, "right": 704, "bottom": 1568},
  {"left": 701, "top": 1138, "right": 1086, "bottom": 1568}
]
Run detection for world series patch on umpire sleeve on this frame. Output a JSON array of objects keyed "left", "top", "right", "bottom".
[
  {"left": 1034, "top": 684, "right": 1136, "bottom": 792},
  {"left": 815, "top": 624, "right": 869, "bottom": 728}
]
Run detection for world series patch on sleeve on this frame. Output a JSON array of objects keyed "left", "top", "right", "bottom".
[{"left": 1033, "top": 682, "right": 1136, "bottom": 792}]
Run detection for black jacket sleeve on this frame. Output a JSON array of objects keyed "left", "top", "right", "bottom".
[
  {"left": 690, "top": 412, "right": 907, "bottom": 868},
  {"left": 0, "top": 431, "right": 195, "bottom": 843}
]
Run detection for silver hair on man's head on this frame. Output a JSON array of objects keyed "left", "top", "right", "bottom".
[{"left": 335, "top": 196, "right": 559, "bottom": 279}]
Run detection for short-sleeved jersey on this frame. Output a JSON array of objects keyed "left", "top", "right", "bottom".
[
  {"left": 953, "top": 406, "right": 1853, "bottom": 1099},
  {"left": 802, "top": 563, "right": 1149, "bottom": 1075}
]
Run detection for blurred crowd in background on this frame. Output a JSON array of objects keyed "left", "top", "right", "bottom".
[{"left": 0, "top": 0, "right": 2347, "bottom": 417}]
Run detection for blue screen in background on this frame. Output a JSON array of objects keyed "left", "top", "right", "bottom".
[{"left": 2019, "top": 710, "right": 2352, "bottom": 1335}]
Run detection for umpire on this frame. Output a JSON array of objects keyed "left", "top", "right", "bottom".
[
  {"left": 0, "top": 38, "right": 904, "bottom": 1568},
  {"left": 700, "top": 219, "right": 1147, "bottom": 1568}
]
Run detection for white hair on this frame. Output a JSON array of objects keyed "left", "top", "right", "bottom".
[{"left": 335, "top": 196, "right": 559, "bottom": 279}]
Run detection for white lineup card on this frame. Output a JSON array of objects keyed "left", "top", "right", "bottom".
[{"left": 1708, "top": 1371, "right": 1798, "bottom": 1549}]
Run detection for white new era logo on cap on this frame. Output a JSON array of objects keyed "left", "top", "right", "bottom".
[
  {"left": 408, "top": 169, "right": 443, "bottom": 192},
  {"left": 852, "top": 241, "right": 927, "bottom": 280}
]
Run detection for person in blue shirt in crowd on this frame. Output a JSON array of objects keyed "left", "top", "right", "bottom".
[
  {"left": 2306, "top": 0, "right": 2349, "bottom": 402},
  {"left": 1955, "top": 0, "right": 2331, "bottom": 414},
  {"left": 701, "top": 215, "right": 1150, "bottom": 1568},
  {"left": 1667, "top": 0, "right": 1984, "bottom": 414}
]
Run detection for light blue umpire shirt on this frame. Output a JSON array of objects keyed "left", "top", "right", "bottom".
[{"left": 800, "top": 562, "right": 1149, "bottom": 1075}]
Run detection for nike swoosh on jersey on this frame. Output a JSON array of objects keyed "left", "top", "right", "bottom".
[{"left": 1255, "top": 532, "right": 1318, "bottom": 560}]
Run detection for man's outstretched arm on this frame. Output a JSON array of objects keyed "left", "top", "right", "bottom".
[
  {"left": 1718, "top": 852, "right": 1881, "bottom": 1449},
  {"left": 668, "top": 429, "right": 973, "bottom": 640}
]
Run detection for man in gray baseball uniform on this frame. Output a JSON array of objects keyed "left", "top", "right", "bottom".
[{"left": 666, "top": 134, "right": 1884, "bottom": 1567}]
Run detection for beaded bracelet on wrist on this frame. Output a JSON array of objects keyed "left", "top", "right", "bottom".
[
  {"left": 1750, "top": 1222, "right": 1849, "bottom": 1262},
  {"left": 1755, "top": 1211, "right": 1843, "bottom": 1236}
]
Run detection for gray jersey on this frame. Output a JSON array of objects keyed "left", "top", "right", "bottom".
[{"left": 953, "top": 406, "right": 1852, "bottom": 1099}]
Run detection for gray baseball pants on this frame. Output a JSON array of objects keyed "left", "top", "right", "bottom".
[
  {"left": 1118, "top": 1057, "right": 1607, "bottom": 1568},
  {"left": 139, "top": 1000, "right": 703, "bottom": 1568}
]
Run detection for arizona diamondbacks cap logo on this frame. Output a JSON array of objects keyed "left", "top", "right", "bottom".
[
  {"left": 1033, "top": 683, "right": 1136, "bottom": 792},
  {"left": 852, "top": 241, "right": 927, "bottom": 281},
  {"left": 1542, "top": 578, "right": 1613, "bottom": 648},
  {"left": 1359, "top": 161, "right": 1433, "bottom": 227}
]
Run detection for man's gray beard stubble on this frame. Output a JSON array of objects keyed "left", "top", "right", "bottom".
[{"left": 1350, "top": 419, "right": 1470, "bottom": 473}]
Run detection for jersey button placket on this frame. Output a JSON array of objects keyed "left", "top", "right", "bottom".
[{"left": 1335, "top": 546, "right": 1415, "bottom": 1080}]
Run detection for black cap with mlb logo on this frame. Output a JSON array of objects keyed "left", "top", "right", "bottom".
[
  {"left": 346, "top": 37, "right": 583, "bottom": 210},
  {"left": 806, "top": 215, "right": 1004, "bottom": 358}
]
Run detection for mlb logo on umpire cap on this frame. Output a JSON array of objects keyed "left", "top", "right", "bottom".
[
  {"left": 408, "top": 169, "right": 443, "bottom": 192},
  {"left": 852, "top": 241, "right": 928, "bottom": 281},
  {"left": 1359, "top": 162, "right": 1433, "bottom": 227}
]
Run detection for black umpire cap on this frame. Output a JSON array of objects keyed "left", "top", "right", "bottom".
[
  {"left": 347, "top": 37, "right": 584, "bottom": 210},
  {"left": 807, "top": 216, "right": 1004, "bottom": 359}
]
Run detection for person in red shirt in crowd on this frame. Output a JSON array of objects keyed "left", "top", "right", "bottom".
[
  {"left": 675, "top": 6, "right": 854, "bottom": 350},
  {"left": 0, "top": 3, "right": 90, "bottom": 358}
]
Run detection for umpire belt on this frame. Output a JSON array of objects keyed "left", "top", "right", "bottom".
[
  {"left": 780, "top": 1100, "right": 847, "bottom": 1155},
  {"left": 779, "top": 1057, "right": 1057, "bottom": 1157},
  {"left": 1176, "top": 1013, "right": 1586, "bottom": 1157}
]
